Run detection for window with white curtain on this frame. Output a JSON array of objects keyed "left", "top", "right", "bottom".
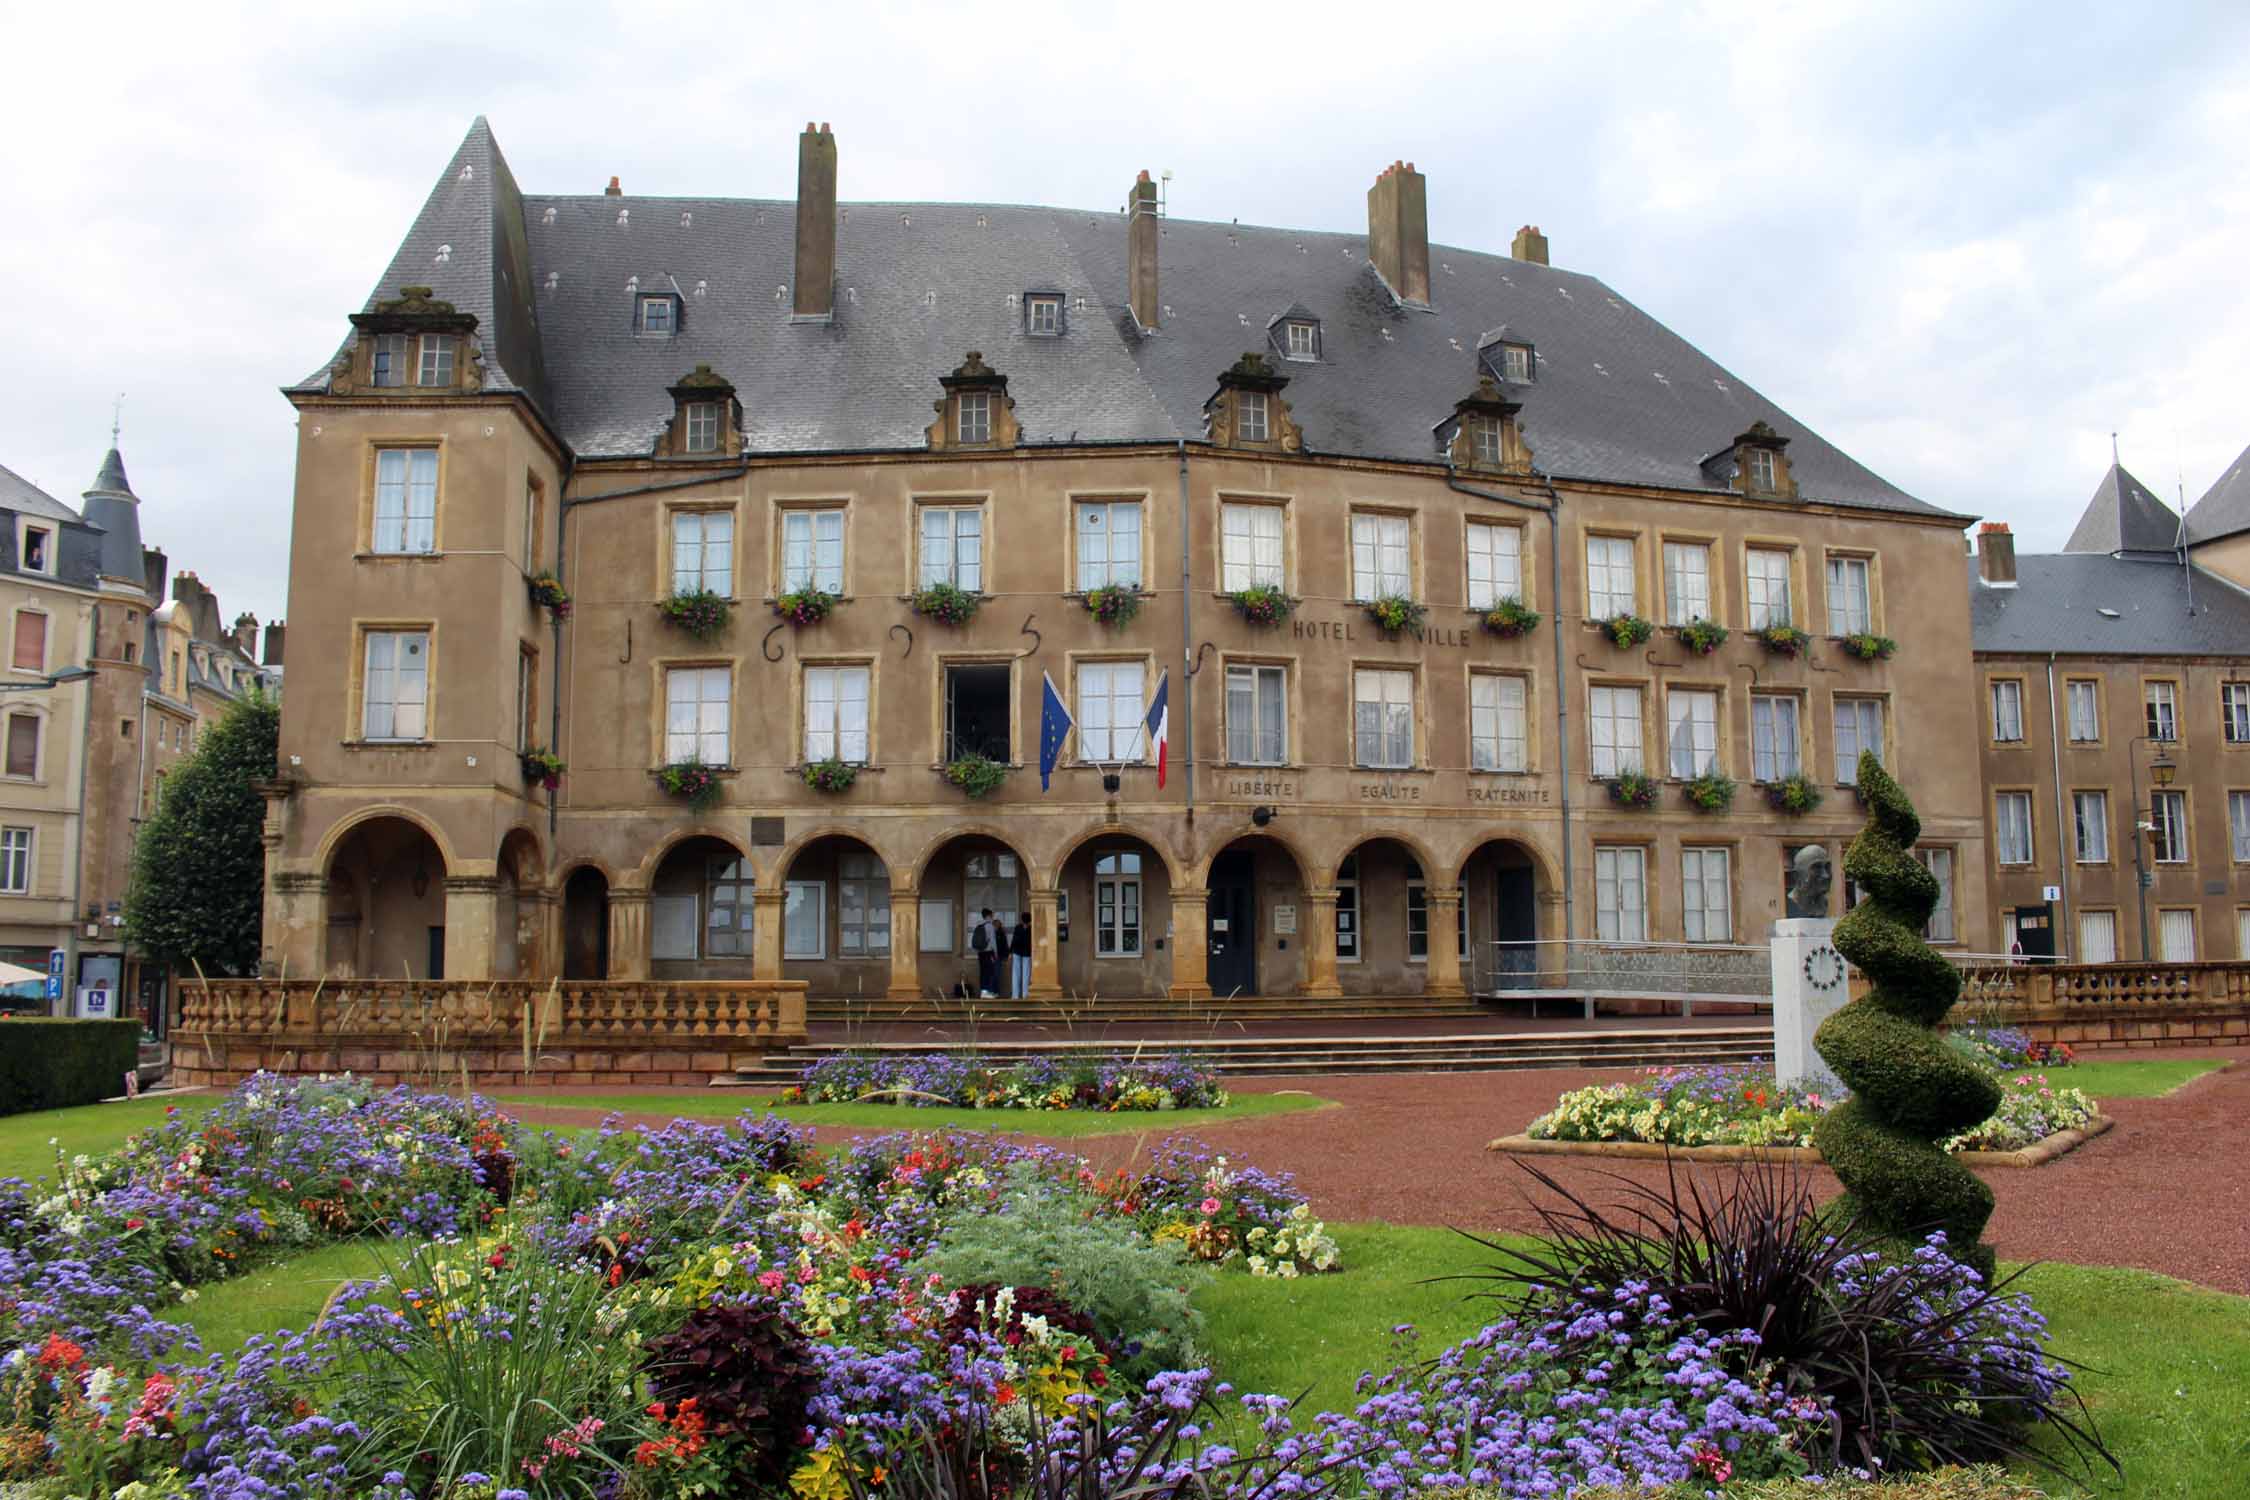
[
  {"left": 918, "top": 507, "right": 983, "bottom": 590},
  {"left": 2144, "top": 680, "right": 2178, "bottom": 741},
  {"left": 803, "top": 665, "right": 871, "bottom": 763},
  {"left": 1586, "top": 535, "right": 1636, "bottom": 618},
  {"left": 1075, "top": 501, "right": 1143, "bottom": 591},
  {"left": 1662, "top": 541, "right": 1711, "bottom": 625},
  {"left": 672, "top": 511, "right": 735, "bottom": 595},
  {"left": 2077, "top": 909, "right": 2117, "bottom": 963},
  {"left": 1225, "top": 664, "right": 1287, "bottom": 765},
  {"left": 1825, "top": 556, "right": 1872, "bottom": 635},
  {"left": 2159, "top": 908, "right": 2197, "bottom": 962},
  {"left": 1466, "top": 522, "right": 1523, "bottom": 610},
  {"left": 1680, "top": 848, "right": 1731, "bottom": 942},
  {"left": 1221, "top": 503, "right": 1285, "bottom": 591},
  {"left": 1587, "top": 685, "right": 1644, "bottom": 778},
  {"left": 1077, "top": 661, "right": 1147, "bottom": 762},
  {"left": 1833, "top": 697, "right": 1886, "bottom": 780},
  {"left": 1352, "top": 668, "right": 1415, "bottom": 768},
  {"left": 2230, "top": 791, "right": 2250, "bottom": 861},
  {"left": 1350, "top": 513, "right": 1411, "bottom": 600},
  {"left": 1751, "top": 694, "right": 1801, "bottom": 780},
  {"left": 1994, "top": 792, "right": 2034, "bottom": 864},
  {"left": 1666, "top": 689, "right": 1718, "bottom": 778},
  {"left": 837, "top": 851, "right": 890, "bottom": 956},
  {"left": 2150, "top": 790, "right": 2188, "bottom": 862},
  {"left": 780, "top": 510, "right": 842, "bottom": 594},
  {"left": 361, "top": 631, "right": 429, "bottom": 741},
  {"left": 1594, "top": 846, "right": 1647, "bottom": 942},
  {"left": 2066, "top": 680, "right": 2100, "bottom": 742},
  {"left": 1470, "top": 674, "right": 1528, "bottom": 772},
  {"left": 2073, "top": 791, "right": 2109, "bottom": 863},
  {"left": 1914, "top": 848, "right": 1955, "bottom": 943},
  {"left": 372, "top": 449, "right": 438, "bottom": 554},
  {"left": 1745, "top": 548, "right": 1793, "bottom": 629},
  {"left": 1990, "top": 680, "right": 2024, "bottom": 741},
  {"left": 665, "top": 666, "right": 730, "bottom": 764},
  {"left": 2225, "top": 684, "right": 2250, "bottom": 743},
  {"left": 2238, "top": 909, "right": 2250, "bottom": 960}
]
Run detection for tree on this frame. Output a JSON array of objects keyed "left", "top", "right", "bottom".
[
  {"left": 1813, "top": 751, "right": 2003, "bottom": 1278},
  {"left": 125, "top": 690, "right": 279, "bottom": 977}
]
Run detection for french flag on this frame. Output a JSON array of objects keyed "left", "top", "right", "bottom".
[{"left": 1144, "top": 671, "right": 1170, "bottom": 789}]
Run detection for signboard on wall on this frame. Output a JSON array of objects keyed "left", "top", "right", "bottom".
[{"left": 1273, "top": 905, "right": 1297, "bottom": 935}]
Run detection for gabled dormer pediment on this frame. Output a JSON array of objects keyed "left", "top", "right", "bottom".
[
  {"left": 1267, "top": 304, "right": 1322, "bottom": 362},
  {"left": 1701, "top": 419, "right": 1798, "bottom": 499},
  {"left": 656, "top": 364, "right": 741, "bottom": 458},
  {"left": 1204, "top": 352, "right": 1303, "bottom": 453},
  {"left": 333, "top": 286, "right": 484, "bottom": 395},
  {"left": 926, "top": 351, "right": 1019, "bottom": 451},
  {"left": 1435, "top": 375, "right": 1532, "bottom": 475}
]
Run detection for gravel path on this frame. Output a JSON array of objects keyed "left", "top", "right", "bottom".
[{"left": 506, "top": 1051, "right": 2250, "bottom": 1296}]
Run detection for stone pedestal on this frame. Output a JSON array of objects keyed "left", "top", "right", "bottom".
[
  {"left": 1770, "top": 917, "right": 1848, "bottom": 1091},
  {"left": 1027, "top": 888, "right": 1063, "bottom": 998},
  {"left": 1300, "top": 888, "right": 1343, "bottom": 997}
]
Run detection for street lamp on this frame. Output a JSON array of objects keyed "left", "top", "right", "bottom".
[
  {"left": 0, "top": 667, "right": 93, "bottom": 694},
  {"left": 2128, "top": 737, "right": 2180, "bottom": 960}
]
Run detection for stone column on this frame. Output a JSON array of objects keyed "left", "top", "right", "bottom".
[
  {"left": 607, "top": 890, "right": 651, "bottom": 980},
  {"left": 1770, "top": 917, "right": 1846, "bottom": 1090},
  {"left": 1300, "top": 887, "right": 1343, "bottom": 997},
  {"left": 1425, "top": 886, "right": 1467, "bottom": 997},
  {"left": 516, "top": 891, "right": 555, "bottom": 980},
  {"left": 751, "top": 888, "right": 787, "bottom": 982},
  {"left": 1027, "top": 887, "right": 1063, "bottom": 998},
  {"left": 1166, "top": 887, "right": 1211, "bottom": 999},
  {"left": 442, "top": 875, "right": 501, "bottom": 981},
  {"left": 886, "top": 889, "right": 921, "bottom": 999},
  {"left": 266, "top": 870, "right": 329, "bottom": 980}
]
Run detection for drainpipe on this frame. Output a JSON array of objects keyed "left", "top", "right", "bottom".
[
  {"left": 2045, "top": 653, "right": 2070, "bottom": 959},
  {"left": 547, "top": 453, "right": 580, "bottom": 848},
  {"left": 1444, "top": 461, "right": 1573, "bottom": 947},
  {"left": 1176, "top": 440, "right": 1195, "bottom": 822}
]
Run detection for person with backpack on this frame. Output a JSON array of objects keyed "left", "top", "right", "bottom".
[
  {"left": 972, "top": 907, "right": 1000, "bottom": 998},
  {"left": 1009, "top": 911, "right": 1032, "bottom": 1000}
]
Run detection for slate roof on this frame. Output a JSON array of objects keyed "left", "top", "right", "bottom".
[
  {"left": 302, "top": 119, "right": 1952, "bottom": 520},
  {"left": 0, "top": 461, "right": 83, "bottom": 523},
  {"left": 1971, "top": 553, "right": 2250, "bottom": 657},
  {"left": 2184, "top": 439, "right": 2250, "bottom": 545},
  {"left": 2063, "top": 463, "right": 2181, "bottom": 554},
  {"left": 79, "top": 447, "right": 148, "bottom": 584}
]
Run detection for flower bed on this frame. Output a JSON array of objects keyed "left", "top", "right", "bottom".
[
  {"left": 780, "top": 1050, "right": 1228, "bottom": 1111},
  {"left": 1525, "top": 1059, "right": 2097, "bottom": 1153}
]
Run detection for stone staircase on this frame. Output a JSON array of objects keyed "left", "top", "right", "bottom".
[{"left": 731, "top": 1025, "right": 1773, "bottom": 1084}]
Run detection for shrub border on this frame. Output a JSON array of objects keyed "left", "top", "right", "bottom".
[{"left": 1483, "top": 1113, "right": 2113, "bottom": 1168}]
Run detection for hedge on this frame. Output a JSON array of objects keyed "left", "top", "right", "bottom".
[{"left": 0, "top": 1018, "right": 142, "bottom": 1116}]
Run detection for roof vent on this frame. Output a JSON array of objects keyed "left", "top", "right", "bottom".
[
  {"left": 627, "top": 274, "right": 640, "bottom": 292},
  {"left": 542, "top": 206, "right": 556, "bottom": 224},
  {"left": 694, "top": 279, "right": 708, "bottom": 297},
  {"left": 460, "top": 164, "right": 474, "bottom": 182},
  {"left": 900, "top": 212, "right": 911, "bottom": 226},
  {"left": 977, "top": 214, "right": 989, "bottom": 228},
  {"left": 545, "top": 272, "right": 559, "bottom": 291},
  {"left": 680, "top": 210, "right": 693, "bottom": 228},
  {"left": 617, "top": 208, "right": 630, "bottom": 227},
  {"left": 2098, "top": 607, "right": 2122, "bottom": 618},
  {"left": 434, "top": 243, "right": 451, "bottom": 264}
]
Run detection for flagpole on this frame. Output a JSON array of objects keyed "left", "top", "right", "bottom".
[{"left": 1176, "top": 440, "right": 1196, "bottom": 823}]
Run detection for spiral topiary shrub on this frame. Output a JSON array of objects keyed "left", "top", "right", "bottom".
[{"left": 1814, "top": 753, "right": 2003, "bottom": 1278}]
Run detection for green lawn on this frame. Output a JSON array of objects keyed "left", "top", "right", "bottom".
[
  {"left": 0, "top": 1092, "right": 215, "bottom": 1184},
  {"left": 492, "top": 1087, "right": 1330, "bottom": 1137},
  {"left": 1196, "top": 1226, "right": 2250, "bottom": 1500},
  {"left": 2029, "top": 1057, "right": 2228, "bottom": 1100},
  {"left": 179, "top": 1239, "right": 401, "bottom": 1353}
]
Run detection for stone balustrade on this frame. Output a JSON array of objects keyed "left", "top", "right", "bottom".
[
  {"left": 171, "top": 978, "right": 809, "bottom": 1088},
  {"left": 1944, "top": 961, "right": 2250, "bottom": 1049}
]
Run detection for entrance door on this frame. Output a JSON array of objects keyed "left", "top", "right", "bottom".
[
  {"left": 1206, "top": 852, "right": 1257, "bottom": 997},
  {"left": 426, "top": 926, "right": 447, "bottom": 980},
  {"left": 563, "top": 868, "right": 610, "bottom": 979},
  {"left": 1495, "top": 865, "right": 1537, "bottom": 989},
  {"left": 2011, "top": 903, "right": 2056, "bottom": 962}
]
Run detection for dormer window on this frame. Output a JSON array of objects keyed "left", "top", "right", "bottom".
[
  {"left": 21, "top": 526, "right": 50, "bottom": 575},
  {"left": 1238, "top": 392, "right": 1270, "bottom": 442},
  {"left": 641, "top": 295, "right": 676, "bottom": 335},
  {"left": 958, "top": 391, "right": 993, "bottom": 444},
  {"left": 1025, "top": 294, "right": 1063, "bottom": 336},
  {"left": 684, "top": 402, "right": 720, "bottom": 453},
  {"left": 1267, "top": 304, "right": 1322, "bottom": 363},
  {"left": 1440, "top": 375, "right": 1531, "bottom": 476},
  {"left": 1719, "top": 421, "right": 1797, "bottom": 499},
  {"left": 1499, "top": 343, "right": 1532, "bottom": 382},
  {"left": 1747, "top": 447, "right": 1777, "bottom": 491},
  {"left": 372, "top": 334, "right": 408, "bottom": 387},
  {"left": 1470, "top": 416, "right": 1503, "bottom": 466},
  {"left": 1284, "top": 322, "right": 1317, "bottom": 360},
  {"left": 417, "top": 334, "right": 456, "bottom": 387}
]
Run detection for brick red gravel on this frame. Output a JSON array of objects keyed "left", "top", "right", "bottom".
[{"left": 507, "top": 1051, "right": 2250, "bottom": 1295}]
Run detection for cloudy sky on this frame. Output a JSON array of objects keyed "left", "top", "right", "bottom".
[{"left": 3, "top": 0, "right": 2245, "bottom": 626}]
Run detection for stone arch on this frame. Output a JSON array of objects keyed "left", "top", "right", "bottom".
[
  {"left": 776, "top": 823, "right": 907, "bottom": 888},
  {"left": 909, "top": 823, "right": 1037, "bottom": 891},
  {"left": 631, "top": 823, "right": 748, "bottom": 889},
  {"left": 321, "top": 813, "right": 450, "bottom": 979},
  {"left": 1447, "top": 829, "right": 1562, "bottom": 892},
  {"left": 1452, "top": 834, "right": 1560, "bottom": 994},
  {"left": 313, "top": 803, "right": 459, "bottom": 875},
  {"left": 1327, "top": 827, "right": 1444, "bottom": 886},
  {"left": 495, "top": 827, "right": 546, "bottom": 979},
  {"left": 1188, "top": 821, "right": 1316, "bottom": 888},
  {"left": 1047, "top": 819, "right": 1187, "bottom": 890}
]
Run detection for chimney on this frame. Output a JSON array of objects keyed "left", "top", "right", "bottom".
[
  {"left": 262, "top": 620, "right": 286, "bottom": 668},
  {"left": 232, "top": 612, "right": 258, "bottom": 657},
  {"left": 1366, "top": 160, "right": 1430, "bottom": 307},
  {"left": 1127, "top": 170, "right": 1160, "bottom": 331},
  {"left": 141, "top": 545, "right": 167, "bottom": 602},
  {"left": 604, "top": 175, "right": 622, "bottom": 196},
  {"left": 1977, "top": 522, "right": 2017, "bottom": 586},
  {"left": 793, "top": 122, "right": 838, "bottom": 320},
  {"left": 1510, "top": 224, "right": 1550, "bottom": 266}
]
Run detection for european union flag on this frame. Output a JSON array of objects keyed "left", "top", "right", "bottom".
[{"left": 1038, "top": 671, "right": 1074, "bottom": 791}]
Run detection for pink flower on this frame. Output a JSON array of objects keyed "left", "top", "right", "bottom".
[
  {"left": 1200, "top": 1197, "right": 1222, "bottom": 1216},
  {"left": 758, "top": 1269, "right": 787, "bottom": 1293}
]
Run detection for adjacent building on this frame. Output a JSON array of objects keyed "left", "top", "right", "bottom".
[
  {"left": 1973, "top": 450, "right": 2250, "bottom": 960},
  {"left": 261, "top": 118, "right": 1993, "bottom": 1002}
]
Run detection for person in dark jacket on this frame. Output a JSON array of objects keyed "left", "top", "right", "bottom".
[
  {"left": 973, "top": 907, "right": 1000, "bottom": 998},
  {"left": 1009, "top": 912, "right": 1033, "bottom": 1000}
]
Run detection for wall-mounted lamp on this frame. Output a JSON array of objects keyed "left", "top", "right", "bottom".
[
  {"left": 1251, "top": 805, "right": 1277, "bottom": 827},
  {"left": 411, "top": 862, "right": 430, "bottom": 900}
]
